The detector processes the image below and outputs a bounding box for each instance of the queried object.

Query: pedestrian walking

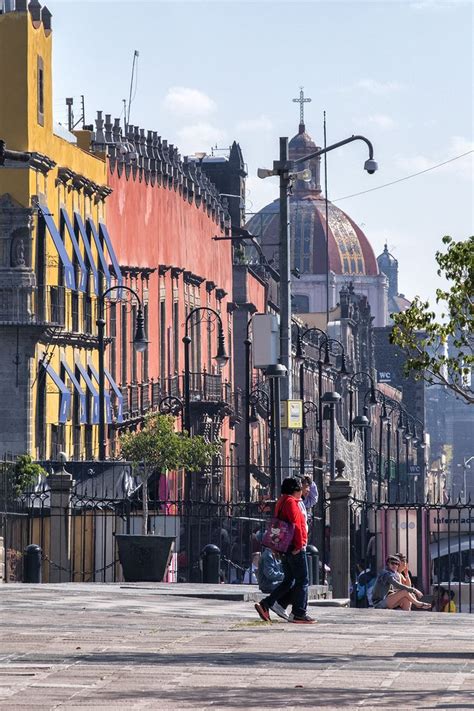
[254,477,316,624]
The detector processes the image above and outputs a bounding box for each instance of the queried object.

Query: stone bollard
[306,544,320,586]
[23,544,42,583]
[201,544,220,584]
[327,460,352,600]
[48,453,74,583]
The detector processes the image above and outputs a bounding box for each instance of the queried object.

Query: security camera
[364,158,378,174]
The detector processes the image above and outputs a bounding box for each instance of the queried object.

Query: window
[131,304,137,383]
[293,294,309,313]
[121,303,128,385]
[160,300,166,384]
[109,301,117,381]
[142,303,149,382]
[36,366,46,459]
[37,56,45,126]
[173,299,179,374]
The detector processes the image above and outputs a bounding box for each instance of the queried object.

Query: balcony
[0,285,66,327]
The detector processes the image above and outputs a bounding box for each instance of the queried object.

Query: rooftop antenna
[126,50,139,129]
[72,95,85,129]
[65,98,74,132]
[122,99,127,133]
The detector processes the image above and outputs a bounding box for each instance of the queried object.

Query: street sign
[378,370,392,383]
[281,400,303,429]
[408,464,421,476]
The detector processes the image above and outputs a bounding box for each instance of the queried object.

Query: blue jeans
[261,549,309,618]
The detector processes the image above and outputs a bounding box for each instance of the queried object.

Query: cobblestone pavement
[0,584,473,710]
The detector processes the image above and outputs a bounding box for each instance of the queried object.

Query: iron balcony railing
[0,285,66,327]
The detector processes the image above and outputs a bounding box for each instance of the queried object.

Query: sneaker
[288,613,317,624]
[270,602,290,621]
[254,602,271,622]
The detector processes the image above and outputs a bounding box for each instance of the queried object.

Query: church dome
[247,123,379,278]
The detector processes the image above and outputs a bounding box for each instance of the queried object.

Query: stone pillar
[327,461,352,599]
[48,456,74,583]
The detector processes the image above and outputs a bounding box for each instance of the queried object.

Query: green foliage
[8,455,48,496]
[391,236,474,404]
[120,413,219,480]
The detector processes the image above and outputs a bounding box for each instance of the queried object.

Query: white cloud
[162,87,216,119]
[176,122,227,156]
[367,114,397,130]
[236,115,273,133]
[355,78,406,95]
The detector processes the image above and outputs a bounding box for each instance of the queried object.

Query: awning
[41,359,71,424]
[74,211,99,295]
[61,358,87,424]
[38,202,75,290]
[88,361,112,424]
[99,222,123,289]
[86,217,111,290]
[75,360,99,424]
[59,207,88,292]
[105,367,123,423]
[430,535,474,559]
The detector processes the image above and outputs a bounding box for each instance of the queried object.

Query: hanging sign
[281,400,303,429]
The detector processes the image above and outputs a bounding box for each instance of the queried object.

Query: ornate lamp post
[97,285,147,460]
[348,371,377,441]
[182,306,228,437]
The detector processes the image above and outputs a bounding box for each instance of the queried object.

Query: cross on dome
[292,87,312,128]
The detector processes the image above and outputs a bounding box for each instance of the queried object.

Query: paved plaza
[0,583,473,710]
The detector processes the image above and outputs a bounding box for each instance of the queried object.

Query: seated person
[442,589,457,613]
[372,555,431,611]
[258,546,293,620]
[243,553,260,584]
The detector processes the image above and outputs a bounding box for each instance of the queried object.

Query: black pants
[261,549,309,618]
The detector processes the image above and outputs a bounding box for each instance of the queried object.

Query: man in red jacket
[255,477,316,624]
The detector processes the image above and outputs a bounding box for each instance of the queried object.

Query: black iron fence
[350,498,474,613]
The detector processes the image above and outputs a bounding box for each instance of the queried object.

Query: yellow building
[0,1,122,459]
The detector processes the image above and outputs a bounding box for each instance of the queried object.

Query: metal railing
[0,285,66,326]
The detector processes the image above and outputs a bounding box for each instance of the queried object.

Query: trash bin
[306,544,320,586]
[201,544,220,584]
[23,544,42,584]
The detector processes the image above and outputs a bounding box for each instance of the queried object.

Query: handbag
[262,516,295,553]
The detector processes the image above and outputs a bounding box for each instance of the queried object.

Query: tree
[391,235,474,404]
[120,414,219,534]
[8,455,47,497]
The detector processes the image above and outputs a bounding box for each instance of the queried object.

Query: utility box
[252,314,279,368]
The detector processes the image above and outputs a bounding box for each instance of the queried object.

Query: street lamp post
[321,391,341,480]
[348,372,376,441]
[97,285,147,461]
[258,133,378,476]
[182,306,228,436]
[292,322,327,477]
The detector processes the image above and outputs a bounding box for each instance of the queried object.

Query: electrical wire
[332,149,473,202]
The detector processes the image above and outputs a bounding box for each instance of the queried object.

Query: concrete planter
[116,534,175,582]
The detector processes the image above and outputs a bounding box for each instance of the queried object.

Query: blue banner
[60,208,88,292]
[75,360,100,424]
[86,217,111,290]
[61,359,87,424]
[74,212,99,295]
[41,360,71,424]
[39,203,75,290]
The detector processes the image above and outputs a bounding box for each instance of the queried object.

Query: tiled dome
[247,124,379,277]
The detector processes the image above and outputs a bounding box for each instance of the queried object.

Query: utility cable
[332,149,473,202]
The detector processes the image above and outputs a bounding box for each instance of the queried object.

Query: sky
[48,0,473,306]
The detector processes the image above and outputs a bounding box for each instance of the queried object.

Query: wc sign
[378,371,392,383]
